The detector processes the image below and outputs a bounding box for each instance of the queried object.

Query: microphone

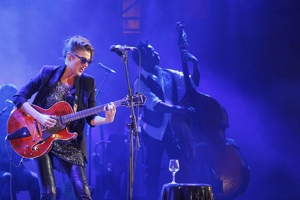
[98,63,116,74]
[110,45,136,52]
[0,99,14,116]
[5,99,14,105]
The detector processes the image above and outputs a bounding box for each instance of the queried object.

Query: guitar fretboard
[61,100,123,124]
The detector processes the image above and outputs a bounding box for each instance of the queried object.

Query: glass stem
[172,172,175,183]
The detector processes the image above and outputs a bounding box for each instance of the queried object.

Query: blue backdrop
[0,0,299,199]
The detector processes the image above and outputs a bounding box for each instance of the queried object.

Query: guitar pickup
[6,127,31,141]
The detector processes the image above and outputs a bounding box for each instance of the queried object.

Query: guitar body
[6,93,146,159]
[7,101,78,158]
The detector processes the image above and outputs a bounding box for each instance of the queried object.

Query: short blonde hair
[62,35,94,61]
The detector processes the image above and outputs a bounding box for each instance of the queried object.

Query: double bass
[171,22,250,200]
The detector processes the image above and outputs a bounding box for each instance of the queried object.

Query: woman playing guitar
[10,35,116,200]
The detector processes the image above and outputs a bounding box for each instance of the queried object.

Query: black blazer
[13,65,97,162]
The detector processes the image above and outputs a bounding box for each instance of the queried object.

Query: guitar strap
[74,75,80,113]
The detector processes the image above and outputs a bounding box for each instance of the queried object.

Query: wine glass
[169,159,179,184]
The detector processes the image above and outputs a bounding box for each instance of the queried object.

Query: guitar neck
[61,100,122,124]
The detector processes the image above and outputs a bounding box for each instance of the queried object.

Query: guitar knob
[26,145,29,148]
[30,153,33,156]
[32,139,35,142]
[36,148,39,151]
[24,152,26,155]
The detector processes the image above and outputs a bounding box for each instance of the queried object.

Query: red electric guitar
[6,93,146,159]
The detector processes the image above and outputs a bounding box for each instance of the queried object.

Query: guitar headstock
[121,93,147,107]
[176,22,188,50]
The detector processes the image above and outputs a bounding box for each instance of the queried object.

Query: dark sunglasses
[72,53,92,65]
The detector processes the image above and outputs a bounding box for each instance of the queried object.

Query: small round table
[160,183,214,200]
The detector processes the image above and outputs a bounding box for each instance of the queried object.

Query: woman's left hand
[104,102,116,123]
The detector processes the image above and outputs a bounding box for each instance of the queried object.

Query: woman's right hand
[36,114,57,128]
[20,102,57,128]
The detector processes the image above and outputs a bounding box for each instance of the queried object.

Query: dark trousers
[142,124,181,200]
[33,154,91,200]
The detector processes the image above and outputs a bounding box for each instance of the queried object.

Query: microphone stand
[86,70,111,187]
[0,100,14,116]
[120,50,140,200]
[0,106,9,116]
